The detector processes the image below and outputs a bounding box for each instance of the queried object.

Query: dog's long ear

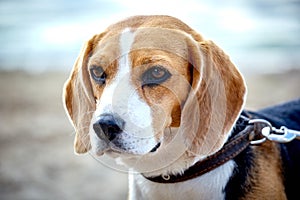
[182,39,246,156]
[63,34,104,154]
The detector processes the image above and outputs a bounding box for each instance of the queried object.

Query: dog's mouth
[103,141,161,157]
[97,137,162,156]
[150,142,161,153]
[111,141,161,154]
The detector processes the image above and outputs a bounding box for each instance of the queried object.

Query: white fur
[129,160,235,200]
[89,28,157,155]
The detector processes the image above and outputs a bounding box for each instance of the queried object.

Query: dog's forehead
[89,27,190,68]
[132,28,189,57]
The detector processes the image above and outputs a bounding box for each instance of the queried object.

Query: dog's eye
[90,66,106,85]
[142,66,171,86]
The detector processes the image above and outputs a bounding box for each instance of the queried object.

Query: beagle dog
[63,15,300,199]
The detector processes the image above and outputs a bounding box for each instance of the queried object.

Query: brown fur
[63,34,104,153]
[181,39,246,156]
[242,142,286,199]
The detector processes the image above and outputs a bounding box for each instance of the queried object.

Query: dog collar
[142,114,263,184]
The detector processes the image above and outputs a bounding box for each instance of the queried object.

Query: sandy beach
[0,69,299,200]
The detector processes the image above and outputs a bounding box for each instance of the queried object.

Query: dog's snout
[93,114,125,141]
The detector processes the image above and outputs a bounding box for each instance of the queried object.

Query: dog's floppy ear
[63,34,104,154]
[182,39,246,156]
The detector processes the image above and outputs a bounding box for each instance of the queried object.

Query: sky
[0,0,299,73]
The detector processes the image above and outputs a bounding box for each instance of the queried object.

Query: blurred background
[0,0,299,199]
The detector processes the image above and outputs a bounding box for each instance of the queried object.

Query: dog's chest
[130,160,235,200]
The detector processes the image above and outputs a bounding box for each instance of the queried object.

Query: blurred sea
[0,0,299,74]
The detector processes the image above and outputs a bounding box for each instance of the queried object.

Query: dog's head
[63,15,246,171]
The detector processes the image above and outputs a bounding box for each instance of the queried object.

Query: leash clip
[267,126,300,143]
[249,119,300,144]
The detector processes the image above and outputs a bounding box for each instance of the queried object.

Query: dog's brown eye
[142,66,171,86]
[90,66,106,85]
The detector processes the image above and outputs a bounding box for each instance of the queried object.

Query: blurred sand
[0,69,299,200]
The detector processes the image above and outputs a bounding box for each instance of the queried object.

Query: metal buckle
[248,119,270,145]
[249,119,300,144]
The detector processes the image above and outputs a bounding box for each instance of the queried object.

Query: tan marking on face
[88,33,121,100]
[130,48,191,141]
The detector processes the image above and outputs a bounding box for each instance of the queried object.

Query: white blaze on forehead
[120,28,135,58]
[118,28,152,129]
[92,28,154,141]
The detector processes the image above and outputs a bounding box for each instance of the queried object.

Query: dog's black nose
[93,114,125,141]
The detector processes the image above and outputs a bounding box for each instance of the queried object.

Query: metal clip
[248,119,270,145]
[249,119,300,144]
[267,126,300,143]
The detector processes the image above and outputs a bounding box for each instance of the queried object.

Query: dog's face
[63,15,246,171]
[89,28,192,156]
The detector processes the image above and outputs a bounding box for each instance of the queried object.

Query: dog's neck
[141,113,249,179]
[129,117,250,199]
[128,115,250,199]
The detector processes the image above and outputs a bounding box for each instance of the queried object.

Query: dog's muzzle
[92,113,160,154]
[93,114,125,142]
